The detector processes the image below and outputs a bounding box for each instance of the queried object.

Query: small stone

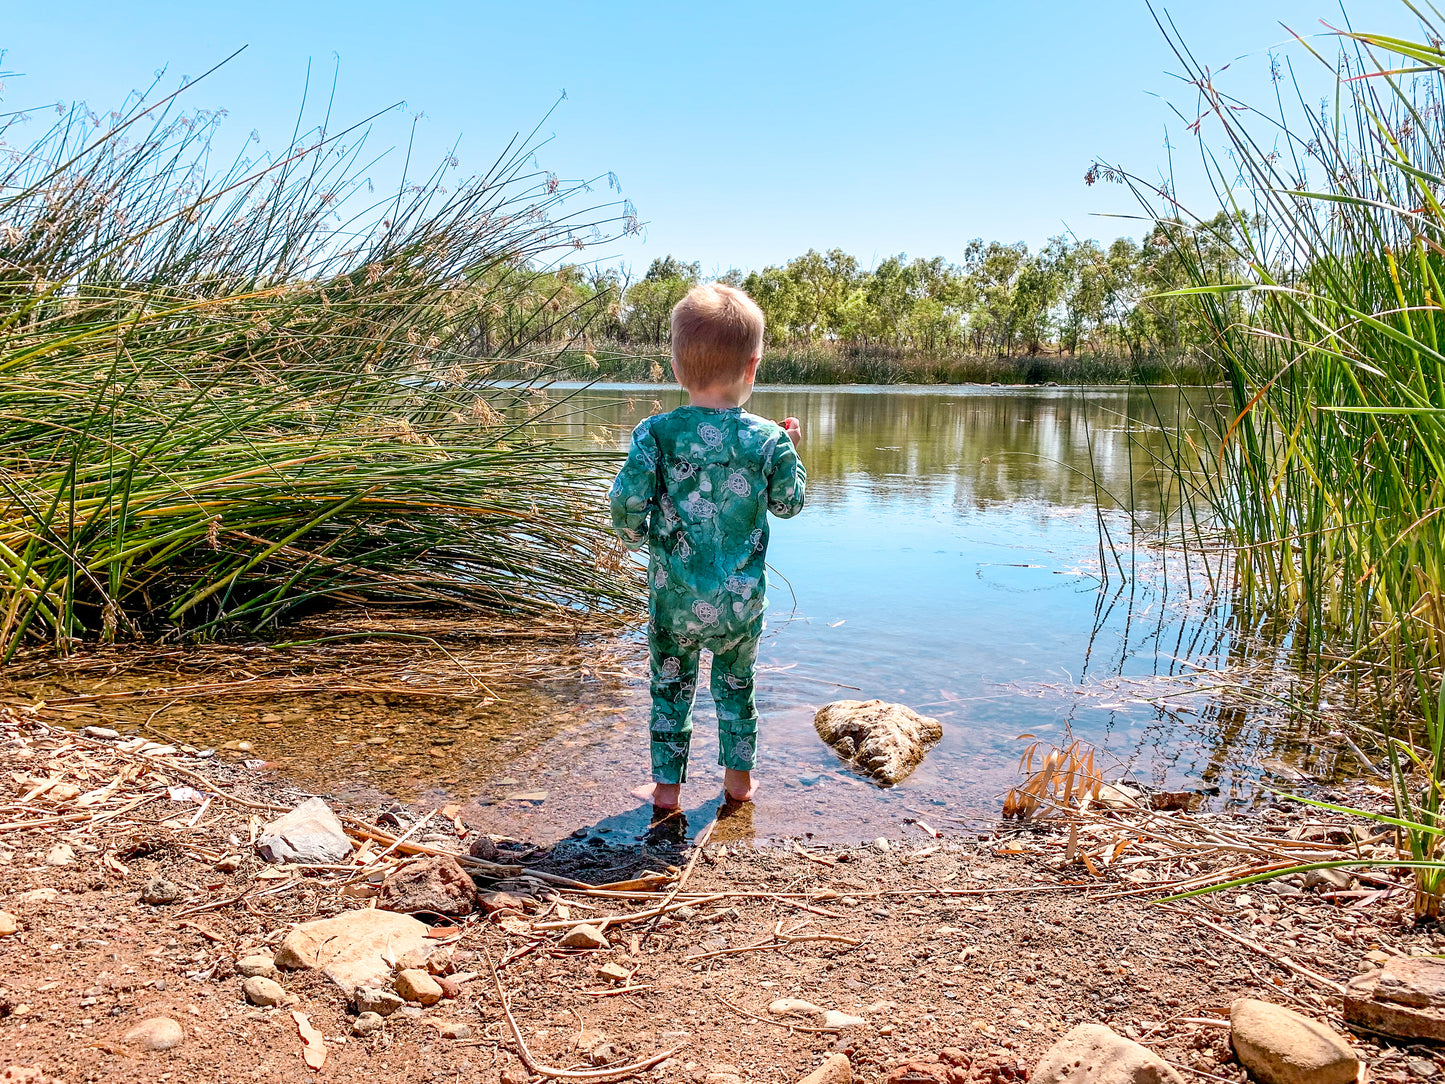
[353,986,405,1017]
[559,923,609,949]
[255,797,352,864]
[352,1011,384,1036]
[11,889,56,907]
[235,955,276,978]
[45,843,74,867]
[797,1053,854,1084]
[468,835,500,861]
[395,968,443,1005]
[241,976,288,1007]
[769,998,827,1020]
[436,1021,472,1039]
[437,976,461,999]
[0,911,17,936]
[259,713,283,724]
[139,877,180,905]
[1303,868,1355,892]
[1230,999,1358,1084]
[81,726,120,740]
[214,855,241,873]
[378,855,477,918]
[823,1010,867,1030]
[707,1068,745,1084]
[479,891,528,914]
[596,963,631,985]
[1032,1023,1184,1084]
[222,740,254,752]
[873,838,890,853]
[48,784,80,802]
[501,1069,528,1084]
[124,1016,184,1051]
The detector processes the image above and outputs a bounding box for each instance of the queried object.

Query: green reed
[1101,5,1445,915]
[0,68,642,659]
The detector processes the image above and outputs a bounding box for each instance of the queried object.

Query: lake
[455,382,1336,846]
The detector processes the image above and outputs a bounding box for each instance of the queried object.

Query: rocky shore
[0,706,1438,1084]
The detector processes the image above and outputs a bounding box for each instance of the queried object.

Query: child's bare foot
[632,782,681,810]
[723,768,756,803]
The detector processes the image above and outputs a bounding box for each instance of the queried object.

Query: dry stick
[580,984,656,998]
[530,894,732,933]
[482,943,684,1080]
[715,996,837,1035]
[1191,915,1345,995]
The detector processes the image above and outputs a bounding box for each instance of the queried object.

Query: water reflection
[447,382,1352,844]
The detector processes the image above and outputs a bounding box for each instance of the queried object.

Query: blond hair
[669,284,764,388]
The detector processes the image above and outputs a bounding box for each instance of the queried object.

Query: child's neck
[686,384,750,410]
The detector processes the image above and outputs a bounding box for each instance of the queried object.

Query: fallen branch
[483,943,684,1080]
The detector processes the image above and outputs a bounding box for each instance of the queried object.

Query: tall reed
[0,67,641,658]
[1101,6,1445,914]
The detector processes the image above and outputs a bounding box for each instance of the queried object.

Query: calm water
[443,383,1338,845]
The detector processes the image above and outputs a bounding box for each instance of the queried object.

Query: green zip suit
[609,406,806,784]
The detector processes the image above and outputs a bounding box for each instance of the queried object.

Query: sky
[0,0,1416,276]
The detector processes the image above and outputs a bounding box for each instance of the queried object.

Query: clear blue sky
[0,0,1411,276]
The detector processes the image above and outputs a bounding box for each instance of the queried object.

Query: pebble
[354,986,405,1017]
[435,1021,472,1040]
[873,837,890,853]
[352,1011,384,1036]
[0,912,16,936]
[124,1017,184,1051]
[797,1053,854,1084]
[214,855,241,873]
[235,955,276,978]
[559,923,609,950]
[241,976,288,1007]
[44,844,74,867]
[81,726,120,740]
[395,968,443,1005]
[139,877,181,905]
[49,784,81,802]
[437,976,461,999]
[11,889,56,907]
[596,963,631,985]
[840,897,860,908]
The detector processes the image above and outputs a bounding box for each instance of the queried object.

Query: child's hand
[780,417,802,445]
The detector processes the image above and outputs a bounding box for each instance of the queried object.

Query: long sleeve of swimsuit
[766,432,806,519]
[608,417,660,551]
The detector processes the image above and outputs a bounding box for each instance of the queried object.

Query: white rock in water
[813,699,943,786]
[255,797,352,865]
[1032,1023,1184,1084]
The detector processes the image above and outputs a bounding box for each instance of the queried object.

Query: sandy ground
[0,705,1437,1084]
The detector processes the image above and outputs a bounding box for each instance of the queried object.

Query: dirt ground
[0,708,1437,1084]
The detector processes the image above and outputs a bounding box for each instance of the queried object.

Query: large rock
[274,908,431,994]
[378,855,477,918]
[1345,957,1445,1042]
[813,700,942,786]
[1230,999,1359,1084]
[1032,1023,1184,1084]
[256,798,352,864]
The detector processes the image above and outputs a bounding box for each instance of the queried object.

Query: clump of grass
[0,65,641,659]
[1101,5,1445,915]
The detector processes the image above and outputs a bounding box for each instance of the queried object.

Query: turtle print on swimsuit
[609,405,806,784]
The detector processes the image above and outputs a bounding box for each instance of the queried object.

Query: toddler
[609,283,805,810]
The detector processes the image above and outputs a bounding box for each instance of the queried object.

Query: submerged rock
[1230,998,1359,1084]
[813,700,942,785]
[1032,1023,1184,1084]
[255,797,352,865]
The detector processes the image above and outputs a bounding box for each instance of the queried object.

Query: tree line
[461,214,1243,362]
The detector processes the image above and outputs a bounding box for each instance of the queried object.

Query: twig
[715,996,836,1034]
[1191,915,1345,994]
[482,943,684,1079]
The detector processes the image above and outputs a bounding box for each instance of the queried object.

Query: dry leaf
[291,1009,326,1070]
